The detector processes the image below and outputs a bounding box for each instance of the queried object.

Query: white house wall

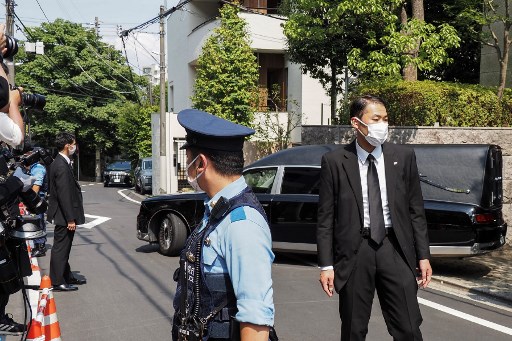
[167,0,330,144]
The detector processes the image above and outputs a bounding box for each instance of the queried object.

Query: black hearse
[136,144,507,257]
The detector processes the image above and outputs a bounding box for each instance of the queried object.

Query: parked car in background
[103,160,133,187]
[134,157,153,194]
[136,144,507,257]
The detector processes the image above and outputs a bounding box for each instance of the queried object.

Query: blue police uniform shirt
[29,163,47,195]
[198,176,275,327]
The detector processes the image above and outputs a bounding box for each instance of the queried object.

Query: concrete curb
[431,276,512,306]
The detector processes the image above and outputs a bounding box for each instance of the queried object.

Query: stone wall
[302,125,512,244]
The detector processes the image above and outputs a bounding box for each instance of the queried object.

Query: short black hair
[55,132,75,151]
[349,95,387,119]
[189,147,244,177]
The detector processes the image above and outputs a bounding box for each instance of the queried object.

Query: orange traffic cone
[40,276,62,341]
[26,241,40,272]
[26,319,45,341]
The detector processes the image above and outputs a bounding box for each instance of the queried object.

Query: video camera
[0,144,53,238]
[0,144,53,295]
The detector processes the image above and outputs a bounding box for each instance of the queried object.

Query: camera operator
[0,23,24,148]
[0,23,34,336]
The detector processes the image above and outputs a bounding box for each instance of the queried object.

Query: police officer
[172,109,276,341]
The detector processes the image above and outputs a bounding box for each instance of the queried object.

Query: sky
[2,0,181,74]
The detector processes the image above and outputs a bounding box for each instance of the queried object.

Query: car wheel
[158,213,187,256]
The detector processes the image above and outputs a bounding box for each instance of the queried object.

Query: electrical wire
[21,2,137,95]
[130,32,159,63]
[120,0,194,37]
[33,0,50,23]
[121,35,141,104]
[75,61,135,94]
[13,12,100,98]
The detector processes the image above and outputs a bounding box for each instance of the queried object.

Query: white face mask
[186,155,204,192]
[68,145,76,155]
[355,117,388,147]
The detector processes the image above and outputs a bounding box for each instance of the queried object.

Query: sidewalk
[430,244,512,304]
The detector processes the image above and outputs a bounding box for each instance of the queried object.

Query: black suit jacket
[317,141,430,291]
[47,154,85,226]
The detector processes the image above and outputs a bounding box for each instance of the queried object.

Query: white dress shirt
[320,142,392,271]
[355,141,392,228]
[0,112,23,147]
[59,152,71,164]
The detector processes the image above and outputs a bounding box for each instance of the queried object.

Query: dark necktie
[367,154,385,244]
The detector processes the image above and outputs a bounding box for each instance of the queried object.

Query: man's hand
[417,259,432,289]
[319,269,335,297]
[67,221,76,231]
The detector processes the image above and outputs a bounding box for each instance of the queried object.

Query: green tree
[16,19,146,177]
[117,103,155,161]
[421,0,482,83]
[191,1,259,127]
[283,0,459,121]
[458,0,512,99]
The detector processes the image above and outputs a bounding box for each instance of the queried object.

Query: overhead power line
[120,0,194,37]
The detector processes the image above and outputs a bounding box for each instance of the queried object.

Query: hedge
[352,80,512,127]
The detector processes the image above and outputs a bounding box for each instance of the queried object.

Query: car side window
[243,168,277,194]
[281,167,321,195]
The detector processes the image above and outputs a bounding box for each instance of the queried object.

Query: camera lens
[21,93,46,110]
[3,35,18,59]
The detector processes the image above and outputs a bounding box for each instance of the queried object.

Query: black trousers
[339,234,423,341]
[49,225,75,286]
[0,293,8,316]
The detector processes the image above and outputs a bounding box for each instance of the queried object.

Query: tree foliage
[254,84,302,154]
[117,103,155,161]
[457,0,512,98]
[16,19,146,157]
[282,0,459,120]
[421,0,482,83]
[354,79,512,127]
[191,1,259,127]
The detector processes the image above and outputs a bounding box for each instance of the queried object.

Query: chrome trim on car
[429,238,505,257]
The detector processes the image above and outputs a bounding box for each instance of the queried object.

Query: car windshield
[107,161,131,170]
[143,160,152,169]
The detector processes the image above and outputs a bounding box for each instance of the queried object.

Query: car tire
[159,213,187,256]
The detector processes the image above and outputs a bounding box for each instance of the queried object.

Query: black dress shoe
[67,277,86,285]
[53,284,78,292]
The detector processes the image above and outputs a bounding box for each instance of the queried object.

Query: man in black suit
[48,132,86,291]
[317,95,432,340]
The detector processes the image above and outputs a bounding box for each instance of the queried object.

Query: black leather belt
[361,227,394,239]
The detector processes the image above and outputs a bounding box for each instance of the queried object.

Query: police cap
[177,109,255,152]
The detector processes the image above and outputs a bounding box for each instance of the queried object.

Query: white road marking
[418,297,512,335]
[78,214,111,229]
[118,189,142,205]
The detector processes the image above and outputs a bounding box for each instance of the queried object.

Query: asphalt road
[6,182,512,340]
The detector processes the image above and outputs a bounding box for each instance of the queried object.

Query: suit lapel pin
[393,161,398,166]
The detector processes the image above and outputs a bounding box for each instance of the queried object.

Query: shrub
[353,79,512,127]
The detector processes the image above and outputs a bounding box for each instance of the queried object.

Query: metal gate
[175,139,190,191]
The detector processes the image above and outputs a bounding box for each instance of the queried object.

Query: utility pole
[159,5,167,194]
[95,16,99,37]
[5,0,15,84]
